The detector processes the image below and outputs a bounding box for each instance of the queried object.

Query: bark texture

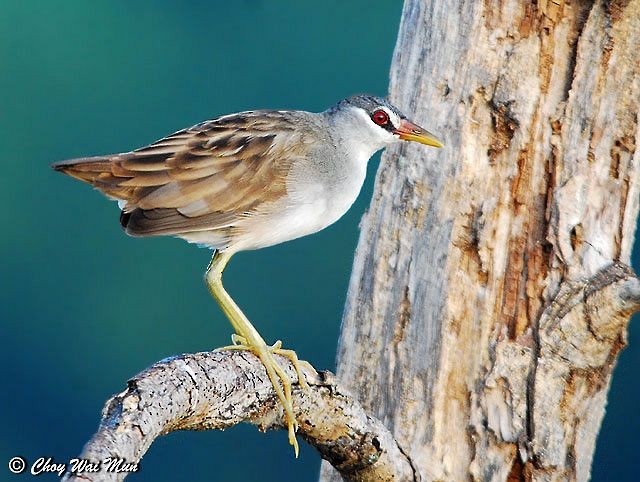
[321,1,640,481]
[62,351,414,482]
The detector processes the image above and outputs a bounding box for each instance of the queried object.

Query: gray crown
[335,94,406,119]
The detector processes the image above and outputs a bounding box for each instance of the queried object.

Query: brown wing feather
[52,111,310,237]
[119,208,237,237]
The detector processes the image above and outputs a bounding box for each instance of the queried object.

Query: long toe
[271,347,311,389]
[251,344,300,457]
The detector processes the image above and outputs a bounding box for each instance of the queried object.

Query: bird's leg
[207,255,313,388]
[204,251,301,456]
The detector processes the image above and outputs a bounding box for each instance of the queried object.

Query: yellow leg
[205,251,304,456]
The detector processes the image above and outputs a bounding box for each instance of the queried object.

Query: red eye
[372,109,389,126]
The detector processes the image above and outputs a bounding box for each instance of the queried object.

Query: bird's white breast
[231,144,371,252]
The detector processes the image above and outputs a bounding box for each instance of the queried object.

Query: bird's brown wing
[53,111,311,237]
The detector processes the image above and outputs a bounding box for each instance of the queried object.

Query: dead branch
[62,351,416,482]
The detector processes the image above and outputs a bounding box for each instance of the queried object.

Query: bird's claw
[219,337,311,389]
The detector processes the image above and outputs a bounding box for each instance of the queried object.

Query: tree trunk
[320,1,640,481]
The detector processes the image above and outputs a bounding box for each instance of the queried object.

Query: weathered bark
[321,1,640,481]
[62,351,414,482]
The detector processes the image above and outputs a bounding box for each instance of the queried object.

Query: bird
[52,94,443,455]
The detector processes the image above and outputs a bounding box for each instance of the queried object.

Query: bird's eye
[372,109,389,126]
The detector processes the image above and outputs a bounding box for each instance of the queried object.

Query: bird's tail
[51,155,138,203]
[51,156,114,184]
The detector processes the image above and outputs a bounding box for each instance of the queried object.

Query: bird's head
[328,94,443,151]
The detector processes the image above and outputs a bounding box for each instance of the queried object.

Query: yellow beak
[394,119,444,148]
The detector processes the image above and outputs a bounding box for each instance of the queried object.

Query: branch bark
[321,0,640,481]
[62,351,414,482]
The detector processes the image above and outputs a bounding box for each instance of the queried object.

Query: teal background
[1,1,637,481]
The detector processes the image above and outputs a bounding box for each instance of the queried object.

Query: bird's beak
[394,119,444,148]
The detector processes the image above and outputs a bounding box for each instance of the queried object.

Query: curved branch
[62,351,416,482]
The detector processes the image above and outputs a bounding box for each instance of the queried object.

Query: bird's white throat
[328,105,398,159]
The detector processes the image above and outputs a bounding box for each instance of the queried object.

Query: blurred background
[1,1,637,481]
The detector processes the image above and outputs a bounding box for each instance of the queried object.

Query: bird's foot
[223,335,314,388]
[217,335,314,456]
